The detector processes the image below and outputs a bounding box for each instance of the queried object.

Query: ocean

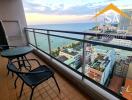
[29,23,95,32]
[28,23,96,53]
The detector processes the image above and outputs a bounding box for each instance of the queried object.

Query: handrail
[25,27,132,51]
[25,27,132,40]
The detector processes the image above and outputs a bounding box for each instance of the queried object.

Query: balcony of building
[23,27,132,100]
[0,53,90,100]
[0,0,132,100]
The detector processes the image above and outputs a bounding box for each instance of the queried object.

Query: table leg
[21,56,28,70]
[21,56,26,67]
[17,57,22,71]
[24,55,31,70]
[17,56,32,71]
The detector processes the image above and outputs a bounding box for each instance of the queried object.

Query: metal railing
[25,27,132,100]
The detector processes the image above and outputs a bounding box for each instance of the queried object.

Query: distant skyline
[22,0,132,25]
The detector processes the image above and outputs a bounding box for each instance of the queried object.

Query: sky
[22,0,132,25]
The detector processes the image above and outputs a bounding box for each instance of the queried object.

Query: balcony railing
[25,27,132,100]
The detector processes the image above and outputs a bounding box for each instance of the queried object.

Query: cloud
[23,1,105,15]
[25,13,93,25]
[58,4,97,15]
[23,0,132,16]
[105,0,116,1]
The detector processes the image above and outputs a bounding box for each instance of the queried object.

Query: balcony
[0,53,90,100]
[0,1,132,99]
[1,25,132,99]
[23,27,132,100]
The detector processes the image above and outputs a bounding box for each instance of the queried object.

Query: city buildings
[119,9,132,32]
[59,48,81,69]
[109,38,132,47]
[85,46,116,85]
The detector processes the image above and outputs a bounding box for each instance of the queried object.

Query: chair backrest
[7,59,53,77]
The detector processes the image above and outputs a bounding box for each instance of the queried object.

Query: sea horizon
[28,22,97,52]
[28,22,96,32]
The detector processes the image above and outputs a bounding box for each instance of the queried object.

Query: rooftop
[57,55,68,62]
[62,49,78,56]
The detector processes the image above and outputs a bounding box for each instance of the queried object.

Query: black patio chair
[7,59,60,100]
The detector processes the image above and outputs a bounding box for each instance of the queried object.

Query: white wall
[0,0,27,45]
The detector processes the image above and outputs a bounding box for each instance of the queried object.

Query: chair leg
[7,59,13,77]
[30,87,35,100]
[52,76,60,93]
[14,76,18,88]
[19,81,24,97]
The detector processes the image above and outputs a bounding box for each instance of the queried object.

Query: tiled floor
[0,53,90,100]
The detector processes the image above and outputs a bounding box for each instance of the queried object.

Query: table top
[1,46,33,58]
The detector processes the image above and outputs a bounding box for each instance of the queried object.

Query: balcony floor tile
[0,53,90,100]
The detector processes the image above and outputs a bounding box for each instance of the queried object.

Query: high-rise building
[119,9,132,34]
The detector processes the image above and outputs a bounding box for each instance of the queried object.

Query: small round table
[1,46,33,58]
[1,46,33,73]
